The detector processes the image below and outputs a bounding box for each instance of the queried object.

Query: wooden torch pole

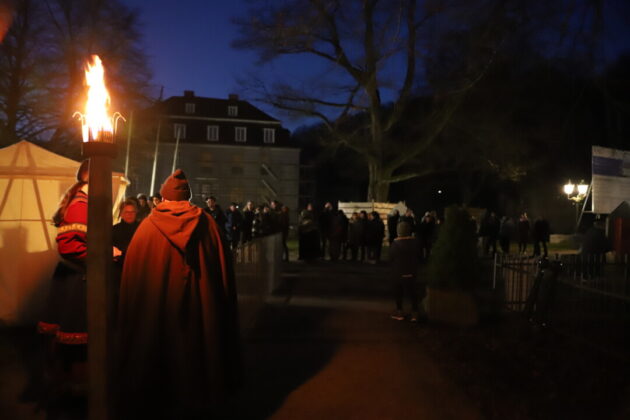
[83,140,116,420]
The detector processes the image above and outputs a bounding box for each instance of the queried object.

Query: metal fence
[234,233,283,332]
[493,253,630,359]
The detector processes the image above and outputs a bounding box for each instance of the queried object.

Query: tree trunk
[367,163,391,202]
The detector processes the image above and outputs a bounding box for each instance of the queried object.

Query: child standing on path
[389,222,421,322]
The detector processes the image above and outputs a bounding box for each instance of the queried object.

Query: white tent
[0,140,128,326]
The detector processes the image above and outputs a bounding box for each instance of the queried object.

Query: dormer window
[228,105,238,117]
[185,103,195,114]
[263,128,275,144]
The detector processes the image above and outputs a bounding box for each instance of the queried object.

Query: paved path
[227,260,481,419]
[0,260,481,419]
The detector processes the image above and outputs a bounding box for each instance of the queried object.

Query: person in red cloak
[116,169,240,418]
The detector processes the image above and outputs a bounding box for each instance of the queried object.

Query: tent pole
[171,126,181,173]
[149,120,161,195]
[124,111,134,178]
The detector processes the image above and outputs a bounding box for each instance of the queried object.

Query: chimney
[228,93,239,101]
[184,90,195,98]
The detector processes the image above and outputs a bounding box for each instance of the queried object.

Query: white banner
[592,145,630,214]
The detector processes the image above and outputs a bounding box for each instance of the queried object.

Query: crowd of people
[297,203,441,263]
[477,211,551,257]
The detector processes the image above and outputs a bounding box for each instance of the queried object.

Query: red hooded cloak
[116,200,240,416]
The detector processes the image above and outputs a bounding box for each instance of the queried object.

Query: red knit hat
[160,169,191,201]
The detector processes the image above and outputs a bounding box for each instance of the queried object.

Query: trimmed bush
[427,206,479,290]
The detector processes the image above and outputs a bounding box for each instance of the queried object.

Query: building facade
[148,91,299,217]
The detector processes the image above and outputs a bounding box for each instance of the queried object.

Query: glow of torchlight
[74,55,124,142]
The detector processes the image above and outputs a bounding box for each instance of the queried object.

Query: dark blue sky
[123,0,630,131]
[123,1,256,100]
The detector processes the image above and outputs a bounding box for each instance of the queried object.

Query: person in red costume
[37,159,120,396]
[38,159,90,346]
[116,169,240,418]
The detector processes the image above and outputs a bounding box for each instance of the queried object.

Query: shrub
[427,206,479,290]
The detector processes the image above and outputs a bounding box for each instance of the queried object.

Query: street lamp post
[75,55,123,420]
[563,179,589,230]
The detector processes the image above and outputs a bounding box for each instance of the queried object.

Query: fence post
[492,252,498,289]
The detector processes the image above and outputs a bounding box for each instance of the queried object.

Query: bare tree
[233,0,508,201]
[0,0,52,145]
[0,0,152,150]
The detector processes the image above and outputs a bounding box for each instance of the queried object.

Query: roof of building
[161,91,279,122]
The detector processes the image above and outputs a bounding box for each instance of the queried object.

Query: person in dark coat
[280,205,291,261]
[225,203,243,249]
[113,200,140,260]
[242,201,255,243]
[417,212,436,260]
[204,195,227,235]
[251,206,264,239]
[482,211,500,256]
[269,200,282,234]
[260,205,274,236]
[499,216,515,254]
[358,210,369,261]
[387,209,400,244]
[150,192,162,208]
[116,169,240,418]
[365,211,385,263]
[345,212,363,261]
[517,212,530,254]
[298,203,320,260]
[399,209,416,232]
[113,199,140,310]
[389,222,421,322]
[136,194,151,221]
[532,216,551,257]
[328,209,347,261]
[319,202,333,258]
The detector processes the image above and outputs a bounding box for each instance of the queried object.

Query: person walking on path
[116,169,240,418]
[518,213,530,254]
[532,216,550,257]
[389,222,421,322]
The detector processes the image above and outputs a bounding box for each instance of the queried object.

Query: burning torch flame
[74,55,124,142]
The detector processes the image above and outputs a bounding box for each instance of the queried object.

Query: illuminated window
[263,128,275,144]
[207,125,219,141]
[235,127,247,143]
